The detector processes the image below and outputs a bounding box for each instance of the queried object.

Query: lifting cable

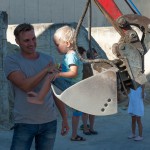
[74,0,116,68]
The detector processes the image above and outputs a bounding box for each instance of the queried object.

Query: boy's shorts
[53,78,83,117]
[73,110,83,116]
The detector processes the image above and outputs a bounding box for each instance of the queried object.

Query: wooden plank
[74,0,88,27]
[63,0,75,23]
[0,0,9,11]
[1,0,150,26]
[24,0,38,23]
[39,0,52,23]
[51,0,64,23]
[9,0,25,24]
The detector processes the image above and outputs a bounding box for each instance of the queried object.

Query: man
[4,23,69,150]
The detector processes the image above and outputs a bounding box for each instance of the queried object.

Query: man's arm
[8,67,48,92]
[53,94,69,136]
[27,73,56,104]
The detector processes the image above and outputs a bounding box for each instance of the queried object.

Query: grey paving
[0,105,150,150]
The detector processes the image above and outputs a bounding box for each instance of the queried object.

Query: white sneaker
[134,136,143,141]
[128,134,136,139]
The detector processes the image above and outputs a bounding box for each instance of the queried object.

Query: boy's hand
[56,63,62,71]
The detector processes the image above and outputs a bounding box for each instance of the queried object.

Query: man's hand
[61,118,69,136]
[46,62,60,74]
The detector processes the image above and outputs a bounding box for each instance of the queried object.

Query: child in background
[128,85,145,141]
[28,25,85,141]
[78,47,98,135]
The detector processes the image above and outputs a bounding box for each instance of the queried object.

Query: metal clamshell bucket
[51,68,118,116]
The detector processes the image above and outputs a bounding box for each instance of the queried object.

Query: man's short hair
[14,23,34,39]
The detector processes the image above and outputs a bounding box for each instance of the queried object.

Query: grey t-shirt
[4,52,57,124]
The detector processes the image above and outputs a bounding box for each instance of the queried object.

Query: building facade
[0,0,149,26]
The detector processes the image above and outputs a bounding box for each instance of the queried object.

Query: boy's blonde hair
[54,25,75,44]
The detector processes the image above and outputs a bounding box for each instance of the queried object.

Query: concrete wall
[0,11,9,128]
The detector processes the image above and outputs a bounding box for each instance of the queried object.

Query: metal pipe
[125,0,141,15]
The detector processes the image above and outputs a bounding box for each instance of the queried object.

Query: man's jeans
[10,120,57,150]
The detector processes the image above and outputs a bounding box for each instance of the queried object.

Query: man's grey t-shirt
[4,52,57,124]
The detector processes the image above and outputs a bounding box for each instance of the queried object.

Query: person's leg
[35,120,57,150]
[89,115,98,134]
[131,116,136,135]
[82,113,90,133]
[136,117,143,137]
[128,116,136,139]
[71,116,80,139]
[10,123,36,150]
[134,116,143,141]
[71,111,85,141]
[89,115,95,130]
